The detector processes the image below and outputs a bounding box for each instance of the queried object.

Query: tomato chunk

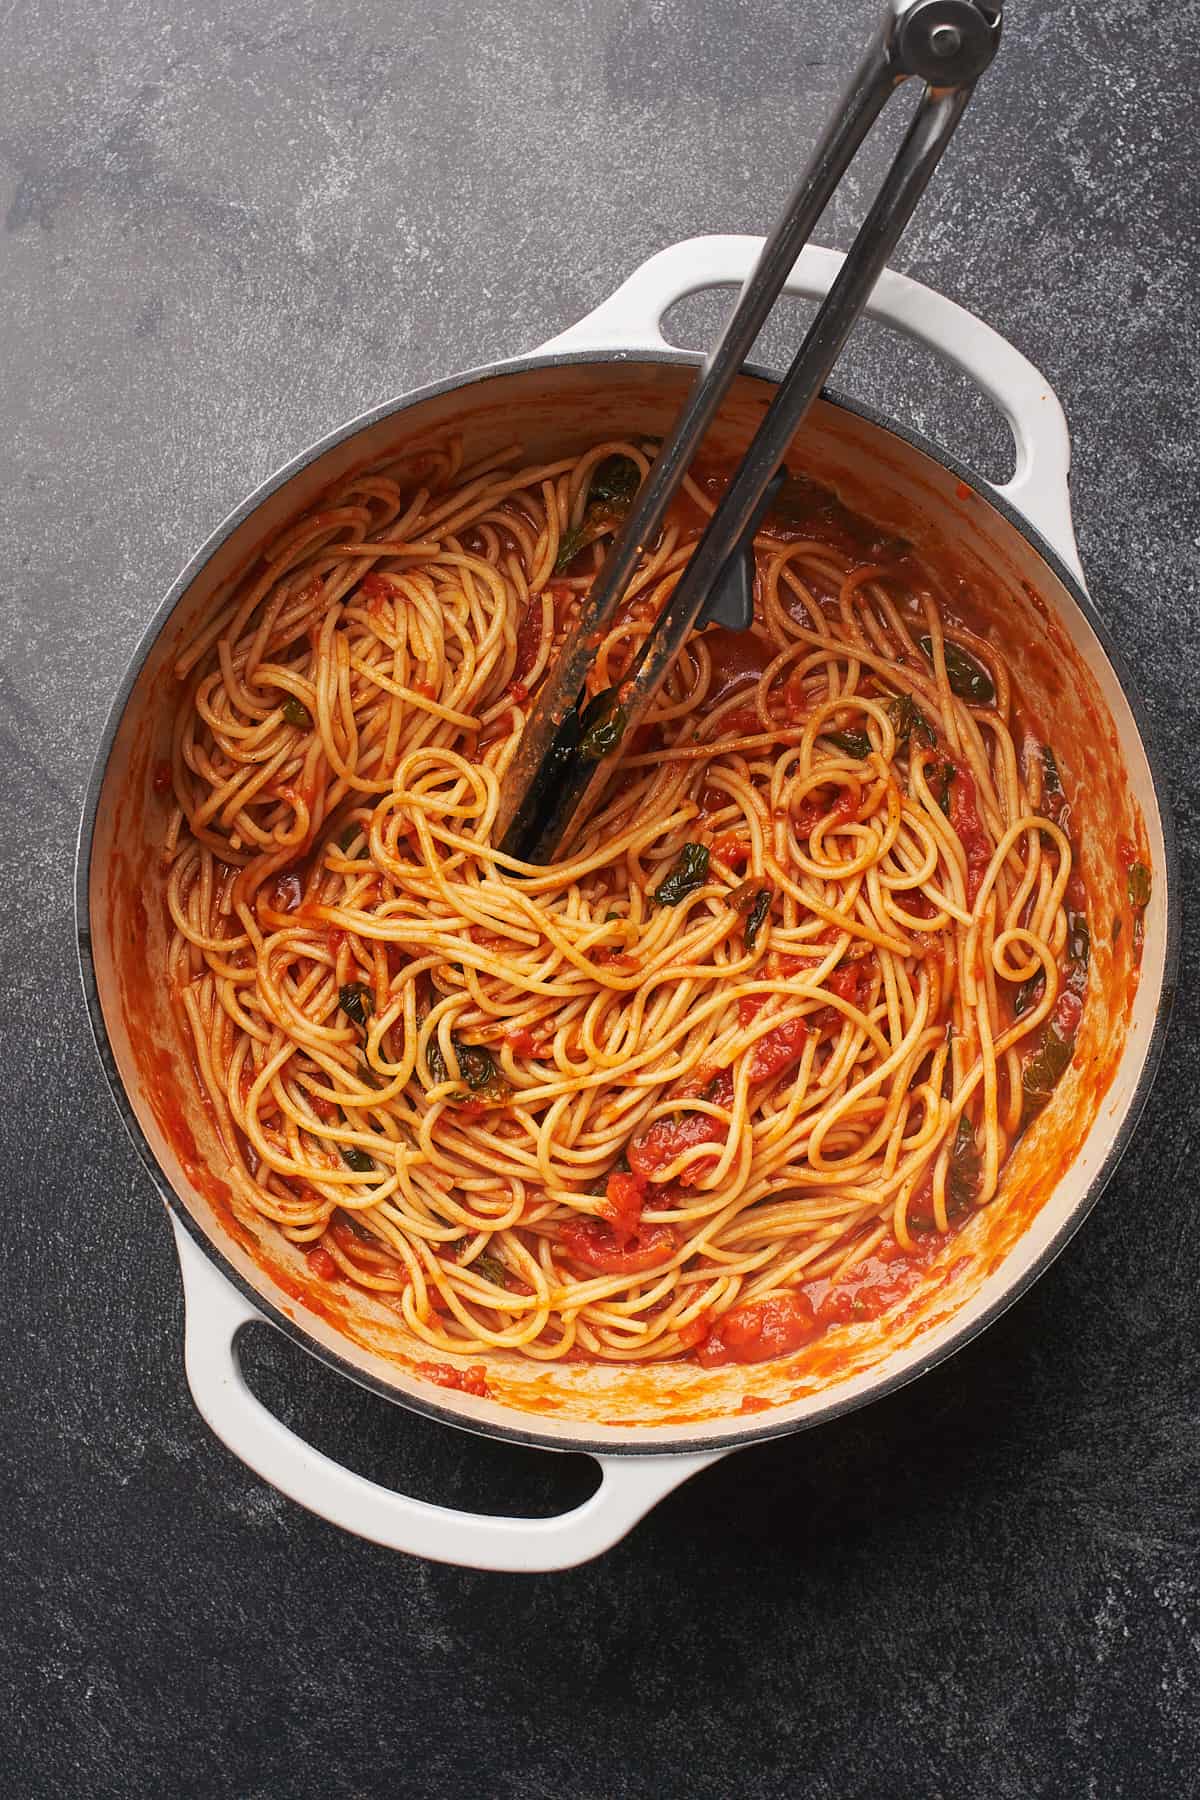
[628,1110,726,1183]
[600,1169,648,1243]
[747,1016,810,1083]
[794,787,857,836]
[306,1245,338,1281]
[696,1292,820,1366]
[711,831,751,869]
[417,1361,492,1398]
[558,1218,678,1274]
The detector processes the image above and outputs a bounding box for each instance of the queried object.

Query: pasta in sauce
[159,436,1103,1374]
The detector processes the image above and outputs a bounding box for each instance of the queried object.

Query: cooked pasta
[158,435,1090,1372]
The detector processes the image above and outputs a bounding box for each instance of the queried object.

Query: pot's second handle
[170,1218,720,1571]
[539,234,1083,584]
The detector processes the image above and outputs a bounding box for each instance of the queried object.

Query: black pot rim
[75,345,1182,1459]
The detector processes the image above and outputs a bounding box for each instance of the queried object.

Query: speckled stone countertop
[2,1,1197,1795]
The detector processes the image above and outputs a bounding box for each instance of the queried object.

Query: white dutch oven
[77,238,1178,1570]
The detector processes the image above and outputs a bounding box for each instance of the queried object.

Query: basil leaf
[457,1043,499,1092]
[589,454,640,506]
[357,1058,384,1091]
[919,634,995,705]
[933,761,956,815]
[554,524,586,572]
[339,982,373,1033]
[1127,862,1151,909]
[744,887,773,950]
[1042,744,1063,796]
[425,1036,448,1086]
[1012,974,1044,1018]
[553,458,641,572]
[824,728,872,760]
[653,842,710,906]
[1067,913,1090,970]
[946,1114,981,1215]
[887,692,936,749]
[341,1144,374,1173]
[579,699,627,761]
[338,823,361,852]
[282,695,310,727]
[1021,1024,1074,1115]
[471,1252,509,1288]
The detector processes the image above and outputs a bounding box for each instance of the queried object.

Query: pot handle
[169,1217,721,1571]
[538,234,1083,583]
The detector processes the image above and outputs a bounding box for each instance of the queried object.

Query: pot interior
[83,356,1171,1451]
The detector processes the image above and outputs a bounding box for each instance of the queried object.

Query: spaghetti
[160,436,1090,1369]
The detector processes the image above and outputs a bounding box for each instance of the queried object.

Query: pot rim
[75,345,1182,1456]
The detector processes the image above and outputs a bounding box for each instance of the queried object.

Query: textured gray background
[2,1,1198,1796]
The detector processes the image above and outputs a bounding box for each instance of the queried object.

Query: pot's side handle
[170,1217,720,1571]
[539,234,1084,584]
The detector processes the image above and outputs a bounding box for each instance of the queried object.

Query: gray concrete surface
[1,2,1197,1796]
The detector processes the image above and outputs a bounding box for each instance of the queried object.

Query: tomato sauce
[512,598,544,683]
[694,626,774,708]
[946,761,991,905]
[694,1229,949,1367]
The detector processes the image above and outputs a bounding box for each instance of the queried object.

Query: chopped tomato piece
[794,787,857,836]
[711,831,751,869]
[704,1069,735,1108]
[827,956,875,1006]
[747,1016,811,1083]
[417,1361,492,1398]
[558,1218,678,1274]
[738,992,768,1027]
[739,1395,771,1413]
[504,1026,536,1055]
[306,1245,338,1281]
[814,954,877,1030]
[600,1169,648,1243]
[675,1312,711,1350]
[697,1292,820,1366]
[627,1111,725,1183]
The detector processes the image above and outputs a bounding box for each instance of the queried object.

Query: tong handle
[498,0,1002,862]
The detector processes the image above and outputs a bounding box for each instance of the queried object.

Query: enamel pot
[77,238,1179,1570]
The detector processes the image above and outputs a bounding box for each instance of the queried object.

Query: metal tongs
[496,0,1002,864]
